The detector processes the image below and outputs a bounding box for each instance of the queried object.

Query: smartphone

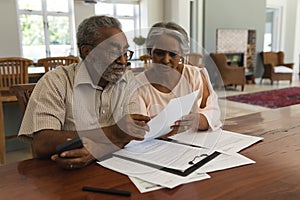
[56,137,83,155]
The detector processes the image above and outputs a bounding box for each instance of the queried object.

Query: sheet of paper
[98,156,210,189]
[114,139,210,172]
[196,151,255,173]
[128,177,163,193]
[126,90,200,147]
[98,130,260,192]
[129,170,211,193]
[128,152,254,193]
[146,89,200,139]
[170,129,263,153]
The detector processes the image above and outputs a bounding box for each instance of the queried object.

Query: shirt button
[102,110,106,114]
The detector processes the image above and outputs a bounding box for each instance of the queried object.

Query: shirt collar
[74,61,103,90]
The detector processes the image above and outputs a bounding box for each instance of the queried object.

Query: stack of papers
[98,130,262,192]
[97,91,263,193]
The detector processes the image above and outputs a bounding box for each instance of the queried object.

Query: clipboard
[113,151,221,177]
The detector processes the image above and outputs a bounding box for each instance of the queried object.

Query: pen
[82,186,131,197]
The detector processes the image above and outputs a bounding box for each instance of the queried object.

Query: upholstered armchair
[210,53,246,91]
[259,51,294,85]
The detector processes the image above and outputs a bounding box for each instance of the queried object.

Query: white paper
[126,90,200,147]
[129,170,211,193]
[170,129,263,153]
[114,139,209,172]
[128,177,164,193]
[98,130,258,192]
[146,89,200,139]
[196,151,255,173]
[98,156,210,189]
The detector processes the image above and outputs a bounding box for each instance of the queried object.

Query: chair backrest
[185,53,203,66]
[140,54,151,64]
[260,51,285,66]
[210,53,229,74]
[9,83,36,114]
[0,57,33,92]
[37,56,80,72]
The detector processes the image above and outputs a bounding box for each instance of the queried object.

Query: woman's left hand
[158,113,200,139]
[171,113,200,133]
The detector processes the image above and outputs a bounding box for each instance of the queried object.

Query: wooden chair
[139,54,151,64]
[9,83,36,158]
[259,51,294,85]
[0,57,33,164]
[185,53,204,67]
[9,84,36,114]
[210,53,246,91]
[37,56,80,72]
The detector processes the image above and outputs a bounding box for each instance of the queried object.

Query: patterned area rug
[225,87,300,108]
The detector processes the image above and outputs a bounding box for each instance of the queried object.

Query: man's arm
[32,129,78,158]
[32,114,150,159]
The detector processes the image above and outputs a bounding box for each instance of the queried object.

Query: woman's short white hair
[146,22,190,55]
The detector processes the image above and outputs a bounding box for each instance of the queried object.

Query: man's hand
[116,114,150,140]
[51,146,95,170]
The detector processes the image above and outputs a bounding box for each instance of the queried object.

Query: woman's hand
[164,113,209,139]
[171,113,201,133]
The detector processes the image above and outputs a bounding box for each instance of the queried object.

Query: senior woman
[136,22,222,135]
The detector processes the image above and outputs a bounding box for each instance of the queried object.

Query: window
[17,0,76,62]
[95,1,141,59]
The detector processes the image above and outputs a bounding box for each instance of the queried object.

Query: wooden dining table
[0,104,299,200]
[28,66,45,77]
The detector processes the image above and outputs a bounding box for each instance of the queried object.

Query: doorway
[264,8,281,52]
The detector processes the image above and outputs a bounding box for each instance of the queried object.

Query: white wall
[197,0,204,49]
[295,1,300,78]
[164,0,190,33]
[0,0,21,57]
[285,0,299,79]
[140,0,163,28]
[74,1,95,30]
[267,0,300,79]
[204,0,266,77]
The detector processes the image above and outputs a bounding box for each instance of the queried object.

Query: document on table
[98,150,253,190]
[98,129,260,192]
[128,152,254,193]
[170,129,263,153]
[126,90,200,147]
[128,169,211,193]
[98,156,210,189]
[115,139,210,172]
[196,151,254,173]
[128,177,163,193]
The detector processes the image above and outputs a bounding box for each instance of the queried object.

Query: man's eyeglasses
[83,43,134,60]
[152,49,180,58]
[120,50,134,60]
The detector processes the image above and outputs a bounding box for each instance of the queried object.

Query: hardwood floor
[3,78,300,165]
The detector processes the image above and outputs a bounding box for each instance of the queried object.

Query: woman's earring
[179,57,184,64]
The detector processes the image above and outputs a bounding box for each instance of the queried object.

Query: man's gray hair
[77,15,122,58]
